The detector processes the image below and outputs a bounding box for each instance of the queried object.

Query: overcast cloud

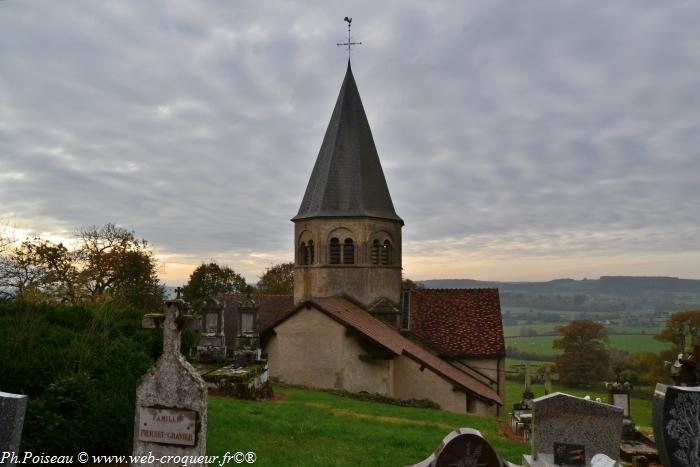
[1,1,699,284]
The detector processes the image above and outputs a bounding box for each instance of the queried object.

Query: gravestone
[0,391,28,466]
[196,297,226,363]
[234,294,260,366]
[605,381,632,418]
[132,300,207,467]
[652,383,700,467]
[408,427,509,467]
[523,392,623,467]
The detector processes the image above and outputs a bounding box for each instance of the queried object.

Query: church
[256,60,506,416]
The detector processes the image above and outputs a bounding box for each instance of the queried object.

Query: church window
[381,240,392,265]
[343,238,355,264]
[329,238,341,264]
[298,242,306,265]
[371,239,380,265]
[307,240,315,265]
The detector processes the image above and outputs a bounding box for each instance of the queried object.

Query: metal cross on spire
[337,17,362,60]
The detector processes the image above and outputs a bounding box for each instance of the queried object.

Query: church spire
[292,62,402,224]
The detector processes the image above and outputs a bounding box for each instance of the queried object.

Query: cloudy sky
[1,1,699,285]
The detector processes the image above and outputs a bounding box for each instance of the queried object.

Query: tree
[109,250,164,310]
[24,237,81,303]
[75,224,159,303]
[0,223,163,308]
[554,320,611,386]
[655,308,700,346]
[182,262,247,309]
[626,351,664,386]
[402,278,424,290]
[256,262,294,295]
[653,308,700,385]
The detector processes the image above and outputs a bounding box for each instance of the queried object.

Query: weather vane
[337,17,362,60]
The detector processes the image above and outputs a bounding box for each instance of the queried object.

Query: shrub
[0,300,194,454]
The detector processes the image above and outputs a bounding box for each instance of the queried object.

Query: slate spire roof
[292,61,403,224]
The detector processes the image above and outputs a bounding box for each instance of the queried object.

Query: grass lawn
[207,385,529,466]
[506,334,672,356]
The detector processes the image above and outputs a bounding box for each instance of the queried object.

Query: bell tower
[292,62,403,307]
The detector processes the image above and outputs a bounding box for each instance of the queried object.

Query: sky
[1,1,699,285]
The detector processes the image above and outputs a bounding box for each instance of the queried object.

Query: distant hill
[420,276,700,314]
[421,276,700,294]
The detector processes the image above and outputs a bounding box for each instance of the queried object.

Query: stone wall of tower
[293,217,402,306]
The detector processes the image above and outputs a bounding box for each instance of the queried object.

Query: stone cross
[142,299,199,355]
[524,364,532,392]
[544,365,552,395]
[0,391,28,467]
[134,300,207,467]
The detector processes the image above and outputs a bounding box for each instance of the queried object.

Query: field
[501,305,666,338]
[207,385,529,466]
[506,333,672,356]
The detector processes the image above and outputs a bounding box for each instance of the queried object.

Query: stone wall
[293,217,402,306]
[454,357,506,416]
[392,356,496,416]
[266,307,391,394]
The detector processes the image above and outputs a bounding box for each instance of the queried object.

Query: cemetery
[5,292,700,466]
[1,6,699,467]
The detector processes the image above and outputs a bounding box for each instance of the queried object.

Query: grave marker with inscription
[132,300,206,467]
[523,392,623,467]
[407,427,509,467]
[652,384,700,467]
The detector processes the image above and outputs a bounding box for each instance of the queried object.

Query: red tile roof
[221,294,294,350]
[408,288,505,358]
[264,297,502,405]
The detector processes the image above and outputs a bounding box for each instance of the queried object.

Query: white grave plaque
[138,407,196,446]
[612,393,629,416]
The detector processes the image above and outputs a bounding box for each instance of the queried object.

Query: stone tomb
[652,384,700,467]
[523,392,623,467]
[132,300,207,467]
[196,297,226,363]
[0,391,28,467]
[408,427,509,467]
